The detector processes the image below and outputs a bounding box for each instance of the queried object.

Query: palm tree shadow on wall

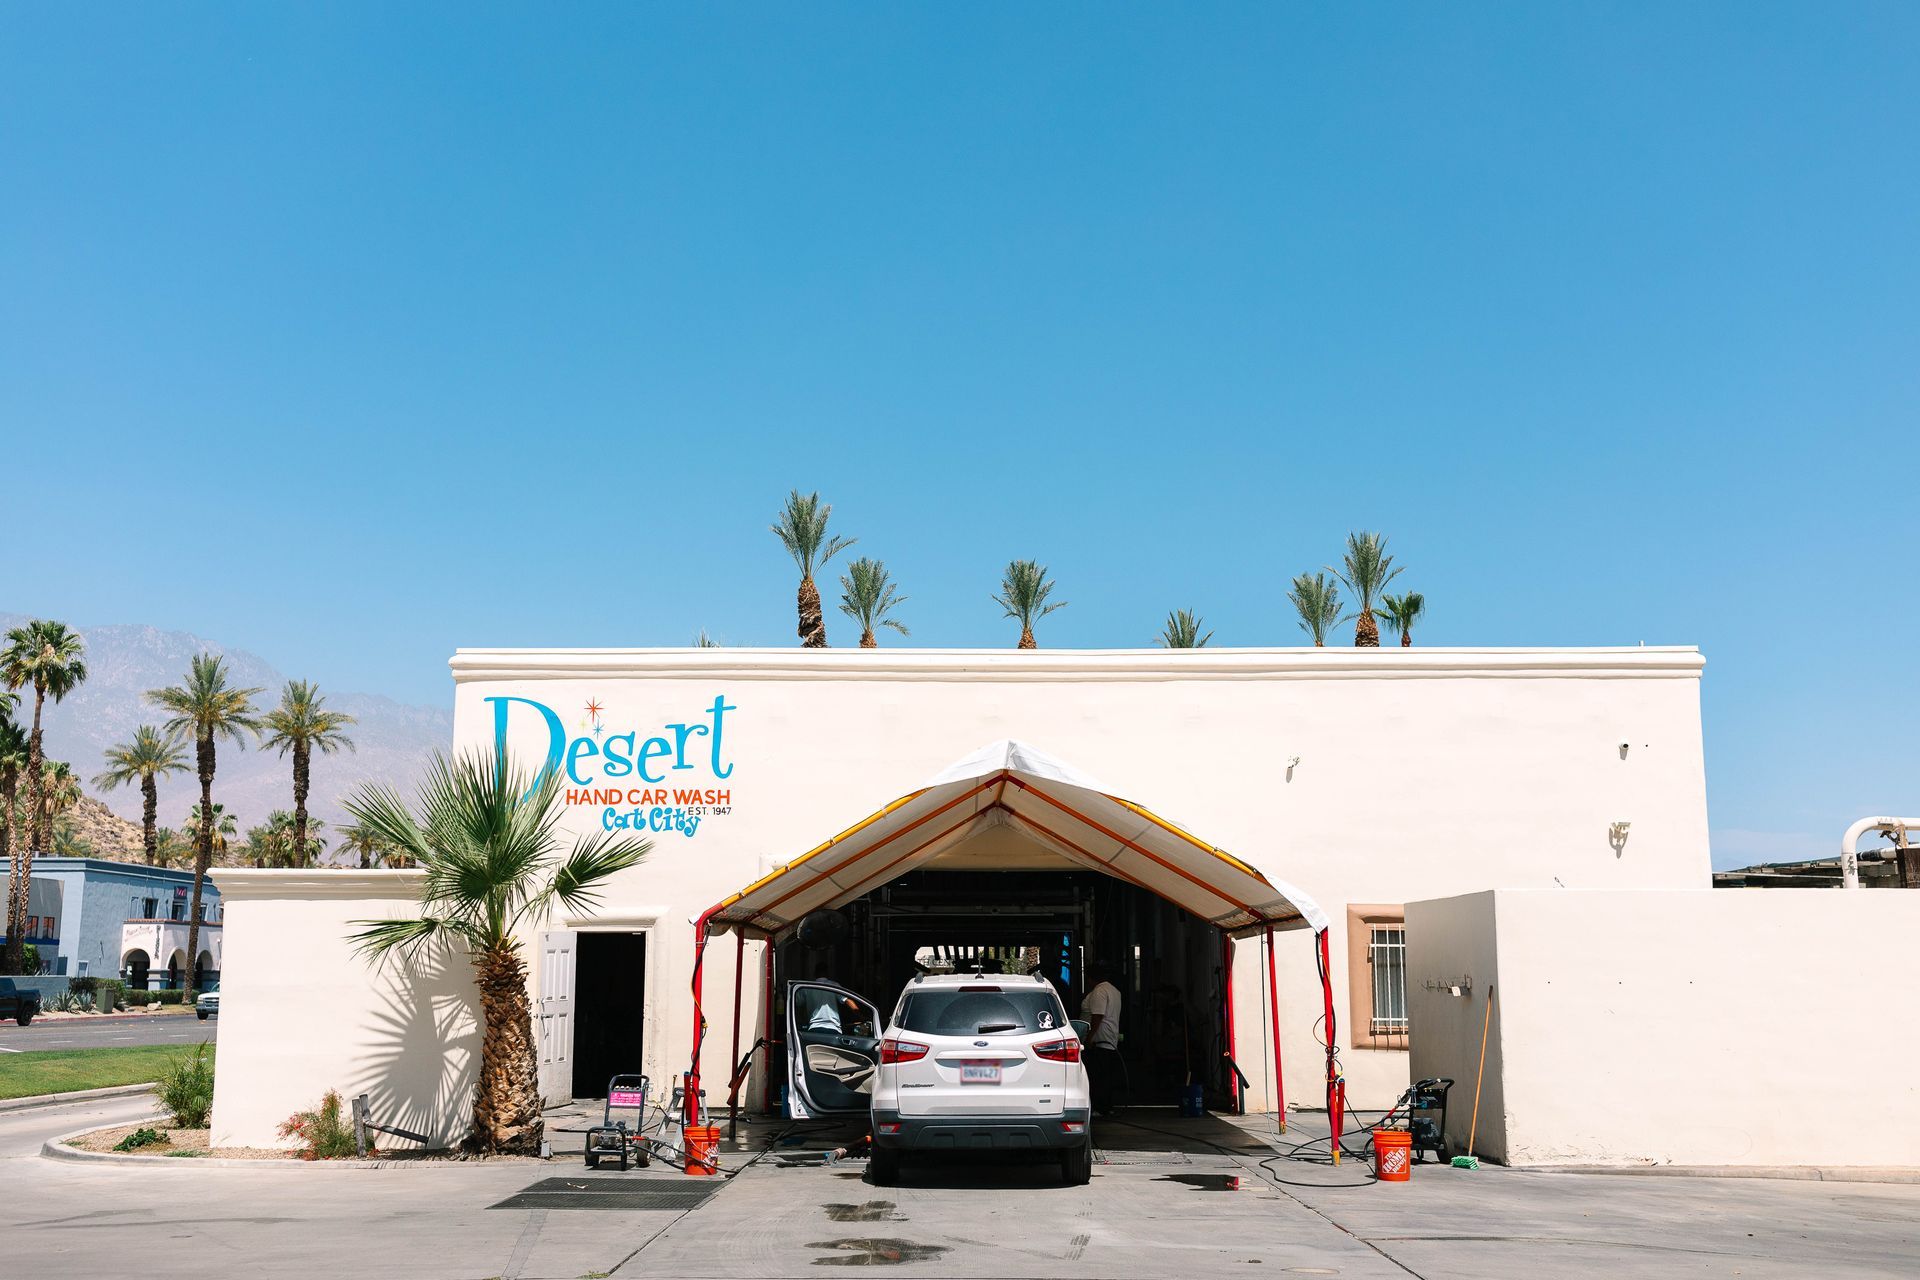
[354,942,483,1152]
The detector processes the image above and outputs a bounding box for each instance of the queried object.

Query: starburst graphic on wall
[583,698,605,736]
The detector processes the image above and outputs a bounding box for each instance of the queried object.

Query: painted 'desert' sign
[487,694,735,838]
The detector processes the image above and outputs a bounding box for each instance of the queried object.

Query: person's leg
[1089,1048,1119,1116]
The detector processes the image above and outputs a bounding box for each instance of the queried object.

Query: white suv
[784,971,1092,1186]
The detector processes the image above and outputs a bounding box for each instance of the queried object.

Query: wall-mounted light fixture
[1285,756,1301,782]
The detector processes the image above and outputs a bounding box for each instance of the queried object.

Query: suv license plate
[960,1063,1002,1085]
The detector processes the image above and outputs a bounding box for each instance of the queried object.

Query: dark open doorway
[573,931,646,1099]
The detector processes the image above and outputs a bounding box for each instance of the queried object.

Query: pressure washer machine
[584,1074,654,1171]
[1403,1076,1453,1162]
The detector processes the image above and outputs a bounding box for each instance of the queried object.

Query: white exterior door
[536,930,577,1106]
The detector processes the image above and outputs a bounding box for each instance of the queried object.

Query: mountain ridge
[1,613,451,846]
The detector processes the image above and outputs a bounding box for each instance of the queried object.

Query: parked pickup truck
[0,978,41,1026]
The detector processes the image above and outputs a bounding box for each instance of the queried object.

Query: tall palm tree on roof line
[1381,592,1427,648]
[1330,531,1404,648]
[994,560,1066,650]
[1288,572,1342,647]
[1155,609,1213,649]
[771,490,856,648]
[94,726,192,866]
[1,620,88,975]
[261,680,356,876]
[148,654,262,1000]
[838,557,910,648]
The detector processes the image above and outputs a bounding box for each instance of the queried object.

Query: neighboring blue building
[0,857,222,989]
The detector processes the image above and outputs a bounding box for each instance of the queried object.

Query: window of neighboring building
[25,916,38,937]
[170,901,184,921]
[40,915,54,938]
[1345,904,1410,1051]
[143,897,157,918]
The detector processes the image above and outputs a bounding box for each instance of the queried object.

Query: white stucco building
[214,644,1725,1154]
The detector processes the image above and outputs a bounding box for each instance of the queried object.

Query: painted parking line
[0,1046,20,1053]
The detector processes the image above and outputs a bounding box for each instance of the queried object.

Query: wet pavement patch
[488,1176,724,1211]
[824,1201,904,1223]
[808,1238,951,1266]
[1157,1173,1256,1192]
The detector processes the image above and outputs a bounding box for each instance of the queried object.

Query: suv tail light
[879,1037,929,1064]
[1033,1038,1082,1063]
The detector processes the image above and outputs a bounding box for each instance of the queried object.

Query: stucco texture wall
[209,870,479,1151]
[1408,889,1920,1168]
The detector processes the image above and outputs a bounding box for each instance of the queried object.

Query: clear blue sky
[4,6,1916,869]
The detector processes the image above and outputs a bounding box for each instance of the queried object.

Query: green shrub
[113,1127,170,1152]
[21,943,39,973]
[277,1090,359,1160]
[69,976,98,996]
[153,990,186,1005]
[155,1043,214,1128]
[125,990,153,1007]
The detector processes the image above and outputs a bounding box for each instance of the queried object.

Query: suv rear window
[894,986,1069,1036]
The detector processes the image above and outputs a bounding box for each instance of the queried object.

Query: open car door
[785,980,882,1119]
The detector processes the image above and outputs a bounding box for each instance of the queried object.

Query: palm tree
[1156,609,1213,649]
[347,752,651,1154]
[993,560,1066,649]
[37,760,79,831]
[693,629,721,649]
[148,655,263,999]
[1381,592,1427,648]
[338,820,407,869]
[1330,532,1404,647]
[260,681,356,873]
[0,717,25,907]
[1288,572,1342,647]
[244,810,328,868]
[1,620,87,974]
[184,803,238,863]
[94,726,191,865]
[838,557,910,648]
[771,490,856,648]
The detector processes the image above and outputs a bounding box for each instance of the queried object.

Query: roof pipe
[1841,817,1920,888]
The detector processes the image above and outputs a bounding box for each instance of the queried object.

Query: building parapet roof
[450,645,1705,684]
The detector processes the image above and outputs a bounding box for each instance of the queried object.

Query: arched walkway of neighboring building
[123,949,152,990]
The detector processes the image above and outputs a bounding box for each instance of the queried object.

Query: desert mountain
[2,613,451,847]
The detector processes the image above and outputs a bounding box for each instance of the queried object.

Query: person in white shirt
[1081,964,1124,1115]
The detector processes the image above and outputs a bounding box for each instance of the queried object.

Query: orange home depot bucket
[1373,1129,1413,1182]
[682,1125,721,1177]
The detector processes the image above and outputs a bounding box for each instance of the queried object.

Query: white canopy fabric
[702,739,1328,940]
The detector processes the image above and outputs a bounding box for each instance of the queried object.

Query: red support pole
[1317,927,1342,1164]
[1264,923,1286,1132]
[727,930,745,1115]
[686,912,713,1128]
[1221,931,1238,1113]
[761,937,775,1114]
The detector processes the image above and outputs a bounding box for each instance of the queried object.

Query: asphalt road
[0,1013,218,1052]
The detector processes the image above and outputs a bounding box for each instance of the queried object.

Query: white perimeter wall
[209,870,480,1151]
[209,647,1709,1148]
[1407,889,1920,1168]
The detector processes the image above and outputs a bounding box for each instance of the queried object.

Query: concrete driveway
[1,1104,1915,1278]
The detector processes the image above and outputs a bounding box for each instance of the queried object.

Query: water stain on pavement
[823,1201,904,1223]
[1157,1173,1254,1192]
[808,1238,950,1266]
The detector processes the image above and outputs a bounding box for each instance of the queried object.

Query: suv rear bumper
[871,1109,1090,1152]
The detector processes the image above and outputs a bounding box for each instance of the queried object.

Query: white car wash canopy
[699,739,1329,940]
[688,741,1344,1153]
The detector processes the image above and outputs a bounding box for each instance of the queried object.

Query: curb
[0,1083,159,1113]
[40,1123,551,1171]
[1524,1163,1920,1186]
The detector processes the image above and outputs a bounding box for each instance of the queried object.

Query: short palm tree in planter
[1155,609,1213,648]
[838,557,910,648]
[1329,532,1403,647]
[771,490,856,648]
[1288,572,1342,646]
[1381,591,1426,647]
[993,560,1066,649]
[346,753,652,1155]
[94,726,191,865]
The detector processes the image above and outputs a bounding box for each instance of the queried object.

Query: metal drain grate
[489,1176,725,1212]
[1095,1150,1193,1165]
